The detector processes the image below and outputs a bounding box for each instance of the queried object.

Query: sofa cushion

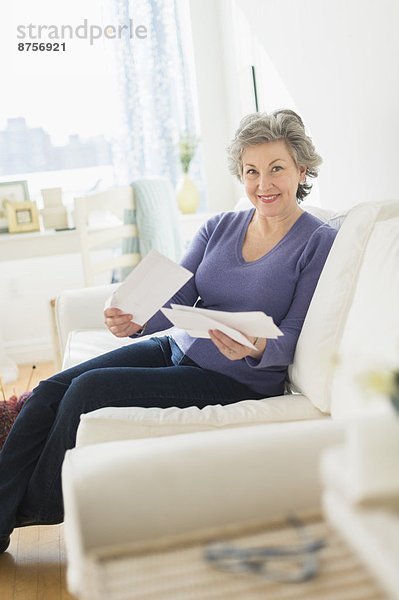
[62,329,134,369]
[331,215,399,418]
[76,395,327,447]
[62,328,174,369]
[290,199,399,414]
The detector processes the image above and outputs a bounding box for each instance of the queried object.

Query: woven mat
[84,518,386,600]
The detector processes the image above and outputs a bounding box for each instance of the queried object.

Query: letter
[37,24,48,38]
[76,18,88,39]
[135,25,148,39]
[61,24,74,39]
[16,25,25,39]
[118,24,128,37]
[27,24,36,38]
[48,25,58,39]
[89,25,102,45]
[104,25,116,39]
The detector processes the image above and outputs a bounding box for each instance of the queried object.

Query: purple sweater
[141,209,337,396]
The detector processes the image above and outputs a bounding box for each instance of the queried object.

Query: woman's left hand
[209,329,266,361]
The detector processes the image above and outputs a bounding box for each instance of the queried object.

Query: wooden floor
[0,525,74,599]
[3,362,56,399]
[1,362,75,599]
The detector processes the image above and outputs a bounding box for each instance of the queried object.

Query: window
[0,0,202,210]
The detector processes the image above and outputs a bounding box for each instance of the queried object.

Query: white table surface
[0,213,214,262]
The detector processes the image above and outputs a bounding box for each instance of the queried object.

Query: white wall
[0,255,85,366]
[192,0,399,211]
[188,0,238,211]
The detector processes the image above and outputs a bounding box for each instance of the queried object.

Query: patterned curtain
[106,0,201,189]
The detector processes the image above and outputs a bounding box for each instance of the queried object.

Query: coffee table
[82,514,385,600]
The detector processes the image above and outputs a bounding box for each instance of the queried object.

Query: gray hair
[227,109,322,202]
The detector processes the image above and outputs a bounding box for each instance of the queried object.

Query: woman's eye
[272,165,283,172]
[245,169,257,175]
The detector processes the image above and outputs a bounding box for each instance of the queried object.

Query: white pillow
[302,204,337,222]
[331,216,399,418]
[290,199,399,414]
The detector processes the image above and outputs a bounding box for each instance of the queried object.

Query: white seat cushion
[76,395,327,447]
[62,329,135,369]
[65,332,327,449]
[62,328,175,369]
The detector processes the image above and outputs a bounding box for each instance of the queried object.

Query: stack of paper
[162,305,283,350]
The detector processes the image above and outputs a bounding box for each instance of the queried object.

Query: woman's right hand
[104,307,143,338]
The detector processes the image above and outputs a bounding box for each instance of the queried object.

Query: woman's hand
[104,307,144,338]
[209,329,266,361]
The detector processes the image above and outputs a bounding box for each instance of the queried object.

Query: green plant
[178,132,198,174]
[359,367,399,414]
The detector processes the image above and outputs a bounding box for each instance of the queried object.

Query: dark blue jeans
[0,336,262,537]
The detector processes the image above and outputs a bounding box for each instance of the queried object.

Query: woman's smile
[257,193,280,204]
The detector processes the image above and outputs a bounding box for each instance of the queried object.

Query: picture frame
[5,201,40,233]
[0,180,30,232]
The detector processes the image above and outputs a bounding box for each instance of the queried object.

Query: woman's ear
[299,165,307,183]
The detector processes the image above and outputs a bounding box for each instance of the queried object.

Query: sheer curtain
[105,0,202,191]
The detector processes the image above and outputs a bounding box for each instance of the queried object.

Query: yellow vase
[176,174,200,214]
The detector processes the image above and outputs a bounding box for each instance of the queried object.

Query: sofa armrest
[55,283,118,356]
[62,420,344,596]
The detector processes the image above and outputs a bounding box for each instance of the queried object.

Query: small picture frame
[5,201,40,233]
[0,180,30,232]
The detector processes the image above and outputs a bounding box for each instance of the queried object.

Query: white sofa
[59,199,399,598]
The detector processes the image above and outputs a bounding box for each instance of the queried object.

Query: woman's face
[242,140,306,219]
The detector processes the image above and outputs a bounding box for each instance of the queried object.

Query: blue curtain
[108,0,201,188]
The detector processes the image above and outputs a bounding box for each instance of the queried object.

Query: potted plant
[176,132,200,214]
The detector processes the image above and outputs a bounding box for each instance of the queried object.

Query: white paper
[106,249,193,325]
[161,308,257,349]
[161,304,283,348]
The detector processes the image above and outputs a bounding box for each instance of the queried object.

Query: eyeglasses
[204,515,326,583]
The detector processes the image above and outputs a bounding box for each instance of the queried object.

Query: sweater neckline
[237,208,308,265]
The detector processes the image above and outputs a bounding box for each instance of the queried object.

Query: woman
[0,109,336,553]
